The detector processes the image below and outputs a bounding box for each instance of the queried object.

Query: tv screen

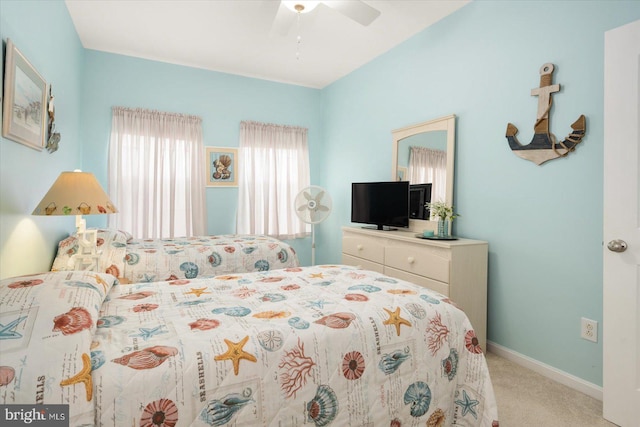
[351,181,409,230]
[410,183,432,220]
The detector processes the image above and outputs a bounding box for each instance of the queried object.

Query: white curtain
[108,107,207,239]
[237,121,310,239]
[408,146,447,204]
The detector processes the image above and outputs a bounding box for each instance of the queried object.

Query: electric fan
[294,185,332,265]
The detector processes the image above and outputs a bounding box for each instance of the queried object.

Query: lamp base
[68,219,100,271]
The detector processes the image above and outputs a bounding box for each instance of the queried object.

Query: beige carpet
[485,352,618,427]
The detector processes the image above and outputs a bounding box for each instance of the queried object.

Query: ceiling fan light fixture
[283,1,320,14]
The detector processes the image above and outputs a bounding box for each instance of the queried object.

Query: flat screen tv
[351,181,409,230]
[410,183,432,220]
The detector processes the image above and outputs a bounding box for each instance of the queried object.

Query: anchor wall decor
[505,63,586,165]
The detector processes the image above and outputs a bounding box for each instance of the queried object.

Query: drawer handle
[357,244,363,251]
[407,256,415,264]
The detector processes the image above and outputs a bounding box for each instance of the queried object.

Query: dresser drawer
[342,234,384,264]
[342,254,384,273]
[342,226,487,352]
[384,246,450,283]
[384,266,449,296]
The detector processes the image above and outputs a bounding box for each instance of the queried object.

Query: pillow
[119,229,134,242]
[51,228,129,278]
[0,271,117,425]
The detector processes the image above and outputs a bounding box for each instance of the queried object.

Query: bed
[50,229,300,282]
[0,265,499,426]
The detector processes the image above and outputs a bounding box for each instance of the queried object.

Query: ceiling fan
[268,0,382,36]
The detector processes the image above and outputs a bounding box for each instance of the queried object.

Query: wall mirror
[391,114,456,232]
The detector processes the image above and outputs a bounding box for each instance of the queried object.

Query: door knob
[607,240,628,253]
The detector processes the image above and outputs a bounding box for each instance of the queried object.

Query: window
[408,147,447,208]
[237,121,310,239]
[108,107,206,238]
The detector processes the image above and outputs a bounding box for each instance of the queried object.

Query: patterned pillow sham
[50,228,129,278]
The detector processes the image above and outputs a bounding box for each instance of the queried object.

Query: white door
[603,19,640,427]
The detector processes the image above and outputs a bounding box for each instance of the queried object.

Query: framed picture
[206,147,238,187]
[2,39,47,151]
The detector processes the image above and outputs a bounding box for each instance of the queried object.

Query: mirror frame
[391,114,456,232]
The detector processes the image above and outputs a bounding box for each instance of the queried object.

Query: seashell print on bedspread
[1,266,498,426]
[89,264,498,426]
[0,271,118,426]
[121,234,299,282]
[51,231,300,283]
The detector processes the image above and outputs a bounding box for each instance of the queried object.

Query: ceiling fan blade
[323,0,381,26]
[269,1,297,37]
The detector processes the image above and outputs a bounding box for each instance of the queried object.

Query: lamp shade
[32,171,117,216]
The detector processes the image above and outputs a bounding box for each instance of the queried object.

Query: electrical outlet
[581,317,598,342]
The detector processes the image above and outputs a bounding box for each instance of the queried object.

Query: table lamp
[32,170,117,271]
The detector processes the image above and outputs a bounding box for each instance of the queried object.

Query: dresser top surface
[342,226,487,247]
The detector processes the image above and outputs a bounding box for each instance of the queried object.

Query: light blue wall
[80,50,321,265]
[1,0,639,389]
[317,1,640,386]
[0,0,85,277]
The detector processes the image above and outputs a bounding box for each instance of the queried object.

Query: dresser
[342,226,488,350]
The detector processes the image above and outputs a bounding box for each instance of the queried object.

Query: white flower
[425,201,459,221]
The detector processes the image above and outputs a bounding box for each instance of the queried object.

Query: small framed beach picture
[206,147,238,187]
[2,39,47,151]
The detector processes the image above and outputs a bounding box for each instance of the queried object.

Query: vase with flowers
[425,201,459,237]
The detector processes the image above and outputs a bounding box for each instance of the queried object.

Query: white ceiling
[65,0,469,89]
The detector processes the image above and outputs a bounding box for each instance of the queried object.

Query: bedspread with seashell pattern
[1,265,499,426]
[121,234,299,283]
[51,230,300,283]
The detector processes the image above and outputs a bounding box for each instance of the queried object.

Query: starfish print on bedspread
[129,325,168,341]
[0,316,27,340]
[383,307,412,336]
[455,389,480,419]
[214,336,257,375]
[60,353,92,401]
[307,299,332,309]
[185,287,211,297]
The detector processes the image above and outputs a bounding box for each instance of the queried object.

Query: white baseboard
[486,341,603,401]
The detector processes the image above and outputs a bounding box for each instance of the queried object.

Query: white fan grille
[294,186,332,225]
